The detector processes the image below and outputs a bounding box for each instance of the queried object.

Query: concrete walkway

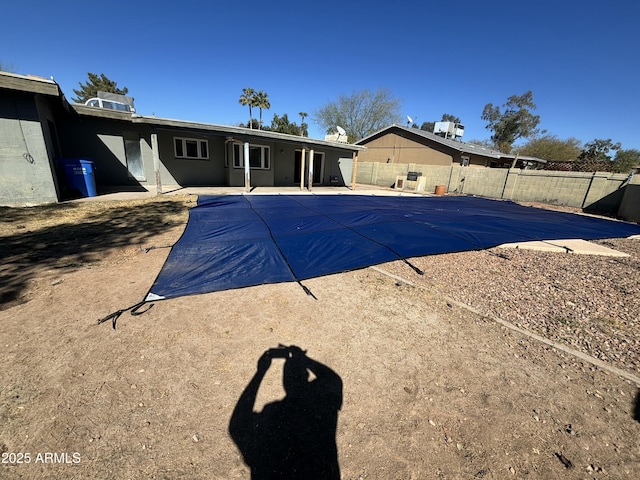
[72,184,426,202]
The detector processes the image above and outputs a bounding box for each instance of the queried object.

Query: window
[84,97,133,112]
[232,143,270,169]
[174,137,209,160]
[461,156,470,167]
[102,100,130,112]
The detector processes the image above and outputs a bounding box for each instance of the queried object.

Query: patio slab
[498,239,630,257]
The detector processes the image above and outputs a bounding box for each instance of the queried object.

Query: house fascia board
[72,103,136,120]
[0,71,60,97]
[137,116,366,151]
[70,106,365,152]
[501,155,547,164]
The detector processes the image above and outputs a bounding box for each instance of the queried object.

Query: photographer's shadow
[229,345,343,479]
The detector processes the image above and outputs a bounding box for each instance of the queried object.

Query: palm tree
[239,87,256,129]
[299,112,308,136]
[254,91,271,130]
[298,112,309,137]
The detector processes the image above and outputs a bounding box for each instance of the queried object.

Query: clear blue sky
[2,0,639,150]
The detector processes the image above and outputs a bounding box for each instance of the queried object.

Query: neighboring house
[0,71,364,205]
[355,124,544,169]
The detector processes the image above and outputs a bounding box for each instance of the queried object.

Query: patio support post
[307,149,314,192]
[351,151,358,190]
[151,132,162,195]
[299,148,306,191]
[244,141,250,192]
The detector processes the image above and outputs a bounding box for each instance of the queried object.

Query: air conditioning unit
[434,121,464,140]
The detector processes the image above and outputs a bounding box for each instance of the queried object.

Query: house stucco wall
[0,91,59,205]
[224,142,351,188]
[57,115,147,188]
[358,132,453,166]
[59,119,230,189]
[356,131,498,169]
[2,74,363,202]
[273,143,301,186]
[155,131,226,187]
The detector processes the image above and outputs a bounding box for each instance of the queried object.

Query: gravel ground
[383,235,640,377]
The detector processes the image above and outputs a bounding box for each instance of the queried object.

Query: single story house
[0,71,364,205]
[355,124,544,169]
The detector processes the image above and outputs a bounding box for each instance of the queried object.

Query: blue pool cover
[145,194,640,301]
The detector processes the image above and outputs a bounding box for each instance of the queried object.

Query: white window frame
[174,137,209,160]
[232,142,270,170]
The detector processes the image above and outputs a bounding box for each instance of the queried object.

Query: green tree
[612,149,639,173]
[239,119,261,129]
[239,87,257,129]
[441,113,461,123]
[578,139,621,162]
[314,88,402,142]
[254,90,270,130]
[481,91,540,153]
[72,73,129,103]
[420,121,435,132]
[299,112,308,136]
[270,113,303,135]
[513,135,582,161]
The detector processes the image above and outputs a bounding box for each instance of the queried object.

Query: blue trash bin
[58,159,97,198]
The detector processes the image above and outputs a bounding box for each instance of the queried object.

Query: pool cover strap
[97,301,154,329]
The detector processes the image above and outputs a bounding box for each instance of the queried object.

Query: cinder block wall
[618,176,640,222]
[356,162,633,216]
[457,167,508,197]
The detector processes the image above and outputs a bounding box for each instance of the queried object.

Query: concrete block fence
[355,162,636,220]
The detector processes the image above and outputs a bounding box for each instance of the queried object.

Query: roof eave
[0,71,60,96]
[71,106,365,150]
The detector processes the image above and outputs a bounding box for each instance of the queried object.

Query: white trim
[232,142,270,170]
[174,137,209,160]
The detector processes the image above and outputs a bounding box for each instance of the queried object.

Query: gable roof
[356,124,545,163]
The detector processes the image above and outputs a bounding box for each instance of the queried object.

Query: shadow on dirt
[0,198,191,310]
[229,345,343,480]
[635,390,640,424]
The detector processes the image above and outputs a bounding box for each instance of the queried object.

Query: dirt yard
[1,195,639,479]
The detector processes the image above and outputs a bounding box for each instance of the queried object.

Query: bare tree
[314,89,402,142]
